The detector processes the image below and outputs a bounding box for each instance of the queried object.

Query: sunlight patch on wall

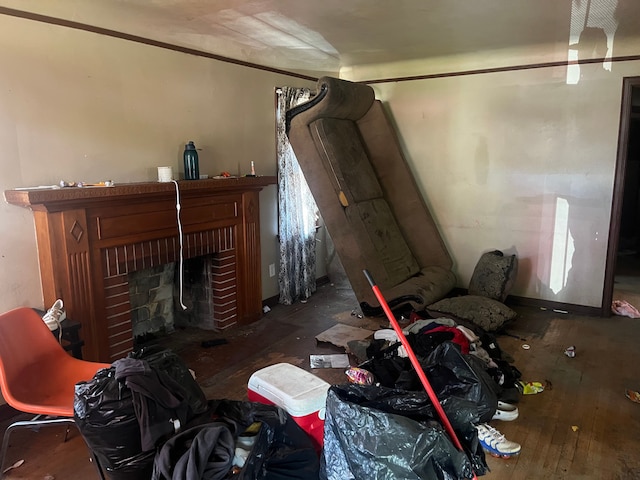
[550,197,575,294]
[214,9,338,63]
[567,0,618,84]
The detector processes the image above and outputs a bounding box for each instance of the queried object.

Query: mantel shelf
[4,176,276,211]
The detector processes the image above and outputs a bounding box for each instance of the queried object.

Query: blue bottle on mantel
[183,141,200,180]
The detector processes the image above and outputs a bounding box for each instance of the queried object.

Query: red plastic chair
[0,307,111,478]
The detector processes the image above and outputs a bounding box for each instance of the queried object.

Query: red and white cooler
[247,363,330,451]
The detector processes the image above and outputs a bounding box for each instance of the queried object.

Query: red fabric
[410,310,427,323]
[425,325,470,354]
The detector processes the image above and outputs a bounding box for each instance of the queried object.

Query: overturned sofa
[286,76,456,315]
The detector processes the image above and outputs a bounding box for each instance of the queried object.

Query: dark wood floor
[2,276,640,479]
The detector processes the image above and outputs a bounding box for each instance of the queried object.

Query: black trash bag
[321,385,487,480]
[364,355,411,388]
[209,399,320,480]
[74,367,155,480]
[74,348,210,480]
[364,341,499,424]
[422,342,498,424]
[363,332,473,391]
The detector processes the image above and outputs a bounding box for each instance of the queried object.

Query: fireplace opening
[128,263,176,345]
[128,253,238,347]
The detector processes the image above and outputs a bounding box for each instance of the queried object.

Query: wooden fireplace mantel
[4,176,276,362]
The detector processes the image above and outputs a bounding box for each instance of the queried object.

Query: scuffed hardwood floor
[2,277,640,479]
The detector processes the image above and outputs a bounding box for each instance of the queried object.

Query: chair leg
[0,417,98,479]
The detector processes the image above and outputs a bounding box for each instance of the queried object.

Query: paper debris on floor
[626,389,640,403]
[315,323,374,350]
[310,354,350,368]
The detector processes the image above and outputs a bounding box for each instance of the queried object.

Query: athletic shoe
[42,299,66,331]
[476,423,521,458]
[497,401,518,411]
[492,406,519,421]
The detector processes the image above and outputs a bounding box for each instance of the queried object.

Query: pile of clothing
[74,347,320,480]
[350,310,524,461]
[365,314,521,397]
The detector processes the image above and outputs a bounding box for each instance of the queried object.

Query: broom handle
[363,270,478,480]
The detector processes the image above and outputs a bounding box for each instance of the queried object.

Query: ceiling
[1,0,637,77]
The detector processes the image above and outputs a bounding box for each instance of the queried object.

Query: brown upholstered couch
[287,76,456,315]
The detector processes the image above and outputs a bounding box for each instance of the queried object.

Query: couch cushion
[357,102,453,271]
[311,118,382,203]
[383,266,457,307]
[468,250,518,302]
[311,117,420,287]
[427,295,517,332]
[349,199,420,286]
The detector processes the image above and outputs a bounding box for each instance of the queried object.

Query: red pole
[363,270,478,480]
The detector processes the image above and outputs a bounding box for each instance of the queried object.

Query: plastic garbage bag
[209,399,320,480]
[364,341,498,424]
[74,367,155,479]
[321,384,487,480]
[74,347,209,480]
[422,342,498,424]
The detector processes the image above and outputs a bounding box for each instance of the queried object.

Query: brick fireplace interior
[101,225,240,359]
[128,251,238,345]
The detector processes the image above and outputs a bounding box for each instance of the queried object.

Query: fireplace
[4,177,276,362]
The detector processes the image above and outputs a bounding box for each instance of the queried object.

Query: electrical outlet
[269,264,276,277]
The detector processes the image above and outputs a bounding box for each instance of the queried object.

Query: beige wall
[0,14,317,313]
[2,10,640,313]
[346,60,640,308]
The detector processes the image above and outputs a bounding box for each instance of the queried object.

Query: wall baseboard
[264,282,603,317]
[262,275,331,309]
[507,294,602,317]
[450,287,602,317]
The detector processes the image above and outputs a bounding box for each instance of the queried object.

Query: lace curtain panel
[276,87,318,305]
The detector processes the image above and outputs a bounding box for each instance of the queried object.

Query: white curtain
[276,87,318,305]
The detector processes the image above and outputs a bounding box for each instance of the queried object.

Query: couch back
[287,77,453,308]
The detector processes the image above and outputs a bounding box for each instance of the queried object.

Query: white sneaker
[492,406,519,421]
[497,401,517,411]
[42,299,66,331]
[476,423,521,458]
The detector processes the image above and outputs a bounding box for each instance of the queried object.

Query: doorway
[604,77,640,315]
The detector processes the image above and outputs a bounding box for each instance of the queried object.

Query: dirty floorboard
[1,279,640,479]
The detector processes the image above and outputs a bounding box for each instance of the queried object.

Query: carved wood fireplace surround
[5,177,275,362]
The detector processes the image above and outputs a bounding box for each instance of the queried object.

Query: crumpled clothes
[611,299,640,318]
[152,423,234,480]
